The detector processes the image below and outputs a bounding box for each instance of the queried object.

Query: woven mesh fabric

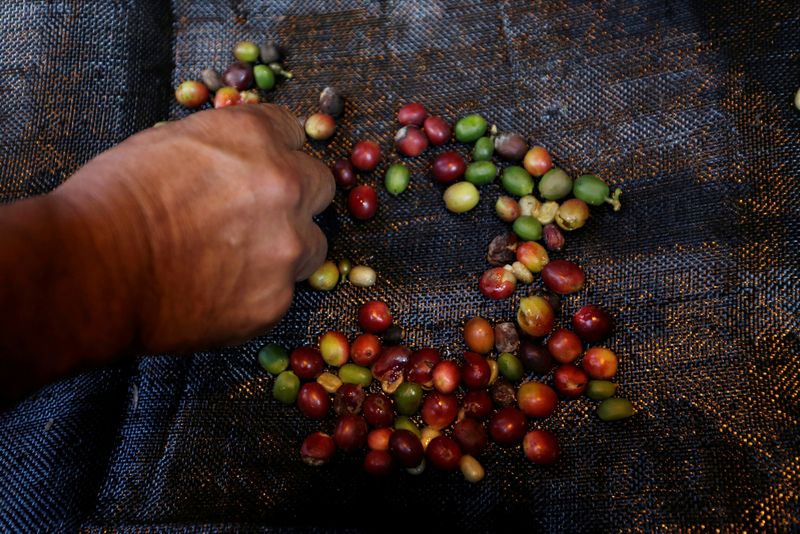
[1,0,798,531]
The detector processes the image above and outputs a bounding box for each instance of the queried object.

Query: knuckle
[278,177,303,208]
[230,110,267,135]
[278,227,305,264]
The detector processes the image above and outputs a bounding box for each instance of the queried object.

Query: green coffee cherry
[538,168,573,200]
[498,352,524,382]
[455,114,488,143]
[574,174,622,211]
[394,382,423,415]
[443,182,480,213]
[258,343,289,375]
[385,163,410,195]
[339,363,373,387]
[464,161,498,186]
[472,136,494,161]
[586,380,617,400]
[597,397,634,421]
[394,415,421,437]
[512,216,542,241]
[253,64,276,90]
[337,259,352,278]
[308,260,339,290]
[234,41,260,63]
[272,371,300,404]
[501,166,534,197]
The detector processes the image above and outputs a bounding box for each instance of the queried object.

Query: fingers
[291,151,335,216]
[294,222,328,281]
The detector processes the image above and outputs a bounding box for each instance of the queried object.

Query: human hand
[54,104,334,354]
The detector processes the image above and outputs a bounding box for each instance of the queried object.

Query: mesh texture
[0,0,798,531]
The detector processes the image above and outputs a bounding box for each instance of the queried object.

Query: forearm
[0,188,143,402]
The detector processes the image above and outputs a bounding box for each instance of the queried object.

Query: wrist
[49,181,149,360]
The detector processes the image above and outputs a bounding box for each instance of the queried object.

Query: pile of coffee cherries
[322,102,623,298]
[174,40,294,109]
[257,295,633,482]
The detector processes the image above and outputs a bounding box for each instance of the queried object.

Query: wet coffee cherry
[517,381,557,418]
[222,61,253,90]
[319,86,345,117]
[358,301,393,333]
[305,112,336,141]
[347,185,378,220]
[332,159,357,189]
[574,174,622,211]
[334,414,368,452]
[395,125,429,157]
[397,102,428,126]
[462,352,491,389]
[555,199,590,231]
[297,382,330,419]
[405,347,440,388]
[351,140,381,171]
[319,331,349,367]
[488,407,527,445]
[453,418,488,455]
[494,132,528,161]
[290,346,324,380]
[333,383,365,415]
[432,360,461,393]
[597,397,634,421]
[214,86,240,108]
[200,68,223,92]
[582,347,619,379]
[461,390,493,420]
[394,382,424,415]
[523,429,559,465]
[175,80,209,108]
[546,328,582,363]
[572,304,614,342]
[553,364,589,398]
[367,427,393,450]
[541,260,585,295]
[432,151,467,183]
[253,64,276,90]
[517,295,555,337]
[372,345,411,394]
[443,182,480,213]
[423,115,451,145]
[426,436,462,471]
[518,340,555,375]
[259,41,282,63]
[538,168,573,200]
[516,241,549,273]
[351,333,382,367]
[479,267,517,300]
[421,392,458,430]
[495,196,521,222]
[454,114,488,142]
[363,393,394,428]
[363,449,394,476]
[385,163,410,196]
[234,40,260,62]
[300,432,336,466]
[389,429,424,467]
[464,317,494,354]
[523,146,554,177]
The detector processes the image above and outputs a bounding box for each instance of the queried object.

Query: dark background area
[1,0,798,531]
